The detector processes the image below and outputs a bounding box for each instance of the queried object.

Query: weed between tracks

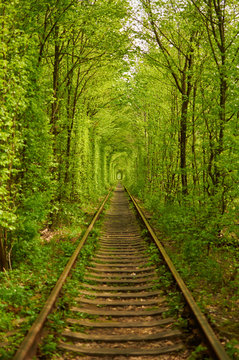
[142,241,187,321]
[139,234,218,359]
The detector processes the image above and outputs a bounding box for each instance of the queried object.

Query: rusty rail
[126,188,230,360]
[13,189,112,360]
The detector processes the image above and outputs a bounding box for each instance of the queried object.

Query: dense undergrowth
[135,193,239,359]
[0,196,106,360]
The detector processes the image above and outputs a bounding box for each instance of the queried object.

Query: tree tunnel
[108,151,133,183]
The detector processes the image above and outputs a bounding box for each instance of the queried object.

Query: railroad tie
[59,185,184,358]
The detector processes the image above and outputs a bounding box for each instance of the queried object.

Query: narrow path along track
[59,184,184,358]
[14,184,230,360]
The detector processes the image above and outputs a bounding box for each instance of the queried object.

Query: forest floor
[0,197,104,360]
[136,198,239,359]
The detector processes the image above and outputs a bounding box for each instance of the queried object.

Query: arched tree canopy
[0,0,238,269]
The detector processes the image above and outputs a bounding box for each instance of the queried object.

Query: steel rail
[13,189,112,360]
[126,188,230,360]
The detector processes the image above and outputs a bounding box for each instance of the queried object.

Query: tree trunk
[180,97,188,195]
[0,229,8,271]
[51,26,60,136]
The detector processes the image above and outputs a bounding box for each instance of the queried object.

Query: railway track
[13,184,230,360]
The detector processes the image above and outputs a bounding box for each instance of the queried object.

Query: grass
[138,197,239,359]
[0,234,78,359]
[0,200,104,360]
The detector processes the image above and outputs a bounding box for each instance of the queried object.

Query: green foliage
[39,334,58,357]
[0,0,130,270]
[189,345,209,360]
[0,1,30,260]
[143,197,227,288]
[37,223,100,358]
[0,212,99,358]
[225,339,239,359]
[126,0,239,246]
